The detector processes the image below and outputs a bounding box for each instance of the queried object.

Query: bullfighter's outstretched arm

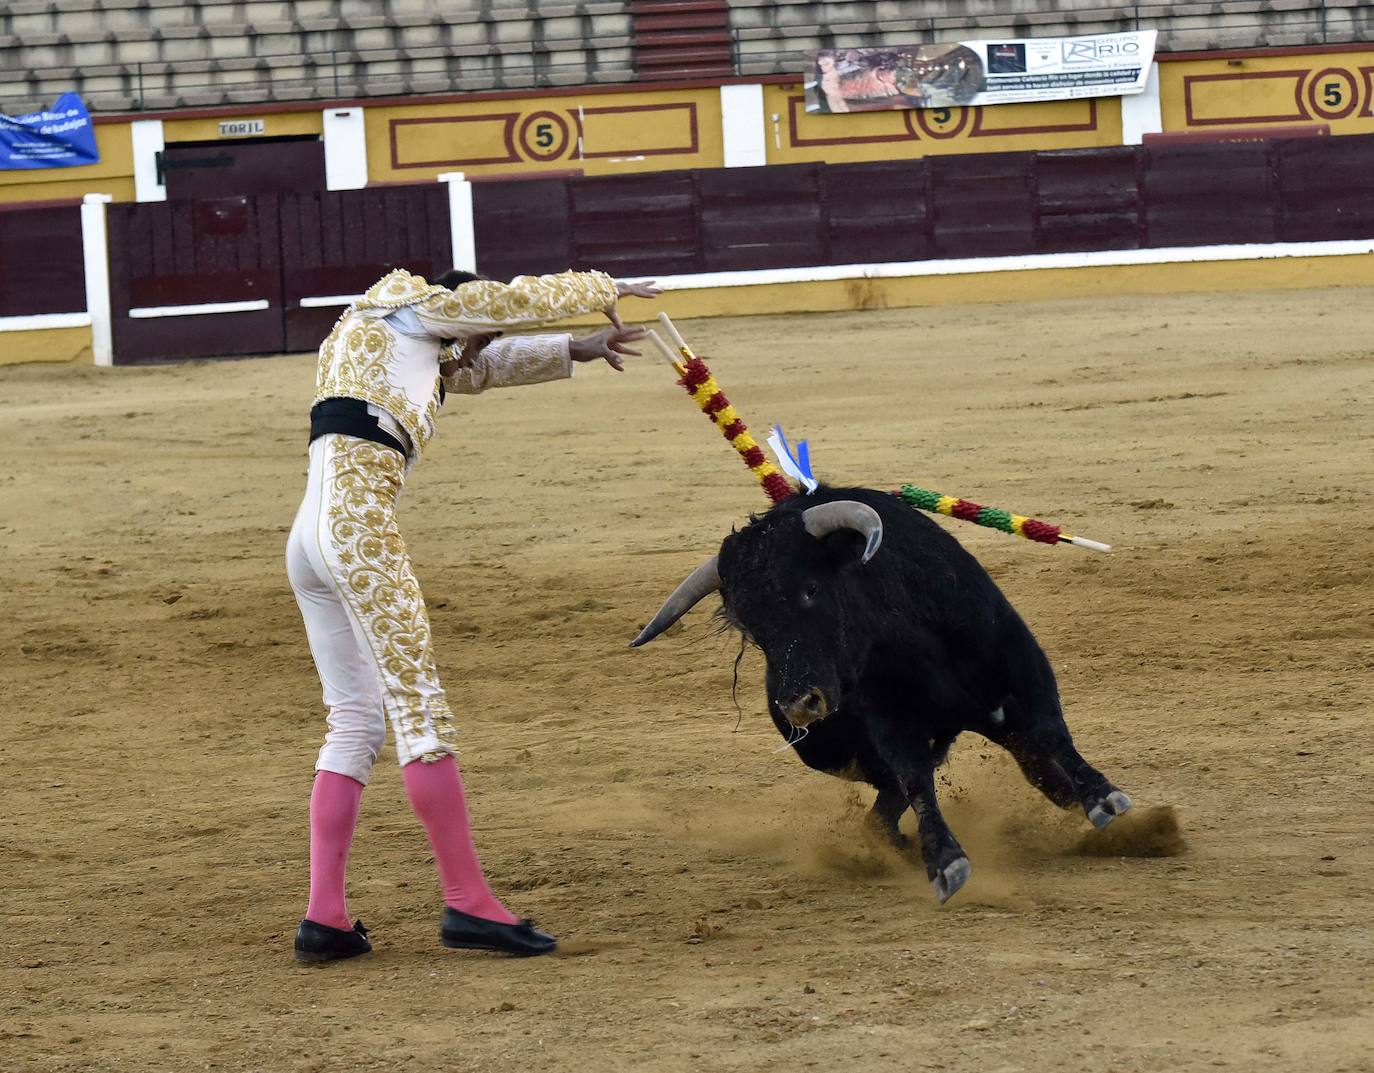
[440,325,647,394]
[415,270,620,337]
[439,334,572,395]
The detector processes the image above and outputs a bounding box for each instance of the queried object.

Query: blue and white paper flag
[767,424,818,495]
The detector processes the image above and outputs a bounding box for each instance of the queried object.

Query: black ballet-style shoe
[294,919,372,963]
[440,907,557,957]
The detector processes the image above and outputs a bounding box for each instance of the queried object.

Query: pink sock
[305,770,365,932]
[402,755,518,924]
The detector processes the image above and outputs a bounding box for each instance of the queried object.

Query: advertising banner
[0,94,100,169]
[805,31,1157,114]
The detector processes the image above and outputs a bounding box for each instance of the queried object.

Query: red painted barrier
[0,204,85,317]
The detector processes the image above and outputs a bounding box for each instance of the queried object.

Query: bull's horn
[802,501,883,563]
[629,555,721,647]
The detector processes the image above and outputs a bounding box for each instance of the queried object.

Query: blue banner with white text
[0,94,99,169]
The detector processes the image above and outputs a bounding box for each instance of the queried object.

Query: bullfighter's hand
[570,326,646,372]
[438,331,500,377]
[607,280,662,329]
[616,279,661,299]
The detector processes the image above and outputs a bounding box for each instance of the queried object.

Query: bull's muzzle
[779,687,831,728]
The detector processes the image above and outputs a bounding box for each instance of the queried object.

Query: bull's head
[631,500,883,727]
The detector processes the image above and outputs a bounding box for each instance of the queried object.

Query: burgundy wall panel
[1274,134,1374,241]
[472,178,571,281]
[0,204,85,317]
[567,171,700,276]
[823,160,931,265]
[928,152,1037,258]
[1036,146,1141,253]
[1142,142,1276,247]
[698,164,826,271]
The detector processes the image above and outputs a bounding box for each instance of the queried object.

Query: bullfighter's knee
[317,708,386,785]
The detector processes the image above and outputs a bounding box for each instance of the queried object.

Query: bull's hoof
[930,857,971,905]
[1086,790,1133,829]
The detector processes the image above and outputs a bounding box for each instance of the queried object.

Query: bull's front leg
[867,724,970,905]
[865,784,912,850]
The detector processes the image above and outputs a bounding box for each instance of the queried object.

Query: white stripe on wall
[0,312,92,332]
[299,294,364,308]
[640,238,1374,291]
[127,299,270,319]
[29,236,1353,341]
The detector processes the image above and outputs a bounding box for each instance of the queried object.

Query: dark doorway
[159,135,327,200]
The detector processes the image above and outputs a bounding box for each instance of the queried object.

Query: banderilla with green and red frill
[895,485,1111,553]
[645,313,1111,553]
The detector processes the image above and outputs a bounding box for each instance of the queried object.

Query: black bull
[631,486,1132,905]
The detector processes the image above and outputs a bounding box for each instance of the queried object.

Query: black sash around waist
[309,397,408,457]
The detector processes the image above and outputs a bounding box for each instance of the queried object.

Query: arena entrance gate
[107,184,452,365]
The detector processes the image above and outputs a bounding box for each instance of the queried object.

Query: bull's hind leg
[990,693,1132,829]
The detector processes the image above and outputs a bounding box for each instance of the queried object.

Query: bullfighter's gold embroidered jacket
[314,268,618,456]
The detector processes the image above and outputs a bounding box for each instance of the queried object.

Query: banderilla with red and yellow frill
[645,313,1110,554]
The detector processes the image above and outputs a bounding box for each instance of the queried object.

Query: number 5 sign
[517,111,571,160]
[1306,68,1360,121]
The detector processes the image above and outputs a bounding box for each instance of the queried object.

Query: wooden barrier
[472,131,1374,278]
[4,132,1374,364]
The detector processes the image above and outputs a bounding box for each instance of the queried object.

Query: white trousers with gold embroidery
[286,434,459,782]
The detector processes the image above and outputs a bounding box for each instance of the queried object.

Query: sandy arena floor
[3,288,1372,1073]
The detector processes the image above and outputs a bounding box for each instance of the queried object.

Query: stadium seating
[0,0,635,112]
[732,2,1374,76]
[0,0,1368,114]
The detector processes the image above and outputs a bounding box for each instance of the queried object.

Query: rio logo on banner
[806,32,1157,114]
[0,93,100,170]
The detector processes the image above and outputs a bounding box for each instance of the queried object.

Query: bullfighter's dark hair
[432,269,485,288]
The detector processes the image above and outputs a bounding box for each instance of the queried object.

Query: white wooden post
[437,171,476,272]
[324,106,369,190]
[80,193,114,367]
[720,84,768,167]
[1122,62,1163,145]
[131,119,166,202]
